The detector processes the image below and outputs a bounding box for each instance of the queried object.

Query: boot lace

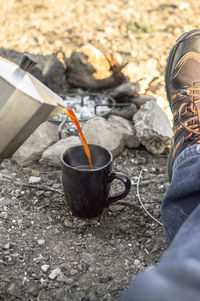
[177,87,200,137]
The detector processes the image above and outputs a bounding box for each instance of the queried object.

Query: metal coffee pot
[0,53,67,163]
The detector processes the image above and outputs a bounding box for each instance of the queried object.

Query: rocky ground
[0,149,167,301]
[0,0,199,300]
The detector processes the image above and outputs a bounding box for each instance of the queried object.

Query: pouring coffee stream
[66,107,93,169]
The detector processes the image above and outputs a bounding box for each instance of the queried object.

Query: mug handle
[105,172,131,206]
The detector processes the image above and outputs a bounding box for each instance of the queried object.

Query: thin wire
[136,169,163,226]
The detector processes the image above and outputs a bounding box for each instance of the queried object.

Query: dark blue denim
[118,145,200,301]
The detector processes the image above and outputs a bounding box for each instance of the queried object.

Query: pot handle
[105,172,131,206]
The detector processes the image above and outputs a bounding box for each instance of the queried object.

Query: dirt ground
[0,0,199,300]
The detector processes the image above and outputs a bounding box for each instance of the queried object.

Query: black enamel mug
[61,144,131,218]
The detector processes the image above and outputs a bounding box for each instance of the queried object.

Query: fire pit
[51,92,115,122]
[49,92,116,138]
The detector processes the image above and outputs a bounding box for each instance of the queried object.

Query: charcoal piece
[110,103,138,120]
[131,94,156,107]
[109,82,140,103]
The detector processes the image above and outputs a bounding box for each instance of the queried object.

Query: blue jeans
[118,144,200,301]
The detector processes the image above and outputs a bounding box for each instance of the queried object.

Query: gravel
[0,148,167,300]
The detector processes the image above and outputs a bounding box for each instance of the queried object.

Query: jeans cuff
[173,144,200,174]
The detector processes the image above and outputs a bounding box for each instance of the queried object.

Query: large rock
[40,136,81,167]
[65,44,125,89]
[133,101,173,154]
[82,116,124,157]
[13,122,59,166]
[108,115,140,148]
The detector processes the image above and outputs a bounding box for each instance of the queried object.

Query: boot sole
[165,29,200,181]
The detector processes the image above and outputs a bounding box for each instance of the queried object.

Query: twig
[0,175,64,195]
[136,169,163,226]
[132,179,160,186]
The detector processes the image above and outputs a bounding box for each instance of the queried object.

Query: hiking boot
[165,29,200,181]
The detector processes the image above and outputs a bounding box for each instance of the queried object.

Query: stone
[49,267,61,280]
[40,136,81,168]
[38,239,45,246]
[70,269,78,276]
[156,95,173,126]
[151,244,160,253]
[30,169,40,177]
[103,293,112,301]
[0,212,8,219]
[0,197,10,205]
[41,264,50,272]
[3,243,10,250]
[57,274,73,283]
[134,259,141,265]
[64,218,73,228]
[108,115,140,148]
[109,204,125,212]
[109,82,140,102]
[82,116,125,157]
[133,101,173,154]
[65,44,125,89]
[28,176,41,184]
[13,121,59,166]
[153,209,161,217]
[7,282,21,298]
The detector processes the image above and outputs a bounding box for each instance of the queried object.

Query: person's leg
[118,146,200,301]
[117,28,200,300]
[161,144,200,245]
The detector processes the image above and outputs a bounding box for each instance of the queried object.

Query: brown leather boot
[165,29,200,181]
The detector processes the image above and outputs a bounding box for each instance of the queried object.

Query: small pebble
[49,267,61,279]
[28,176,41,184]
[109,204,124,212]
[37,239,45,246]
[134,259,140,265]
[41,264,50,272]
[153,209,161,217]
[0,212,8,219]
[64,218,73,228]
[70,269,77,276]
[44,191,52,197]
[35,190,45,197]
[3,243,10,250]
